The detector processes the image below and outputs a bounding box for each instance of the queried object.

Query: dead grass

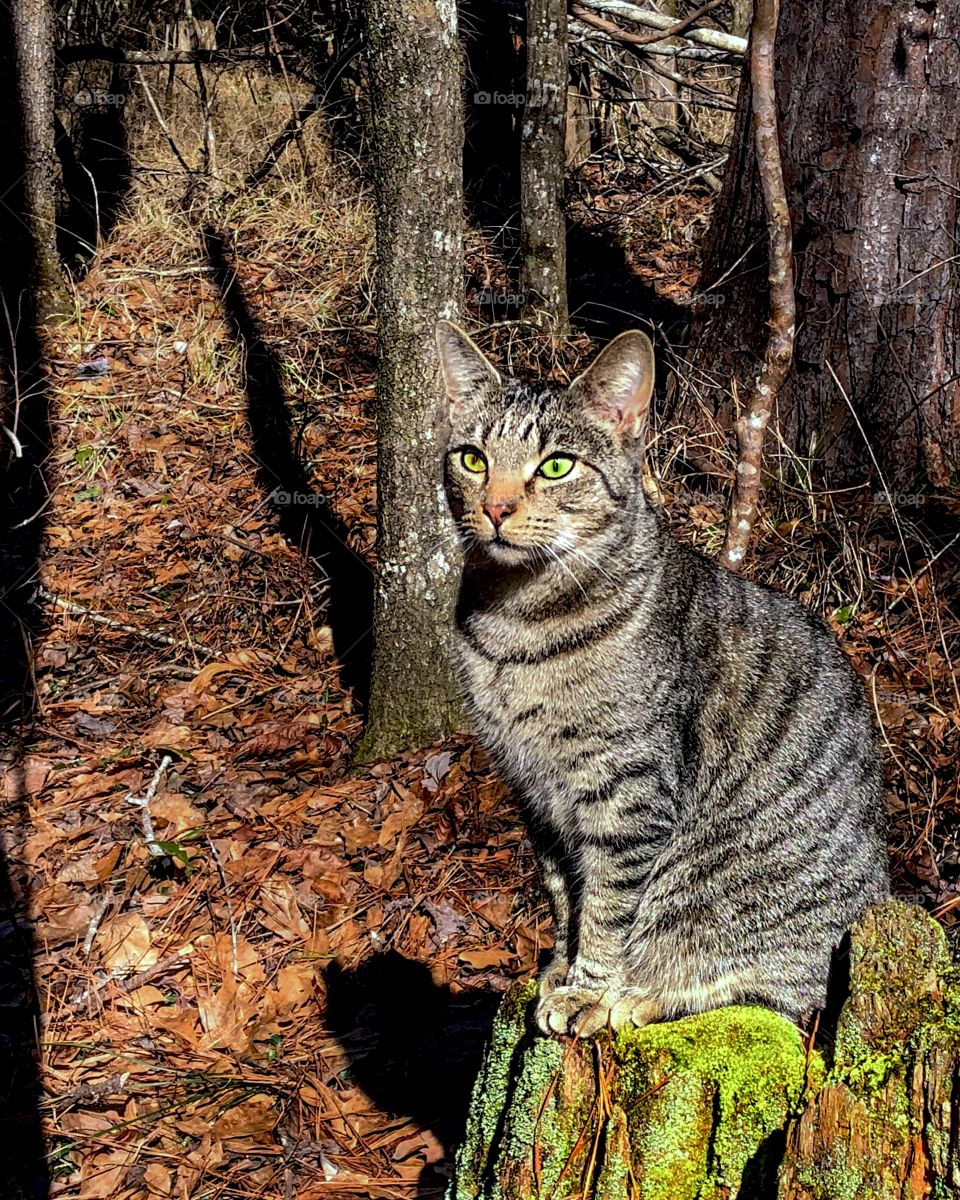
[4,57,959,1200]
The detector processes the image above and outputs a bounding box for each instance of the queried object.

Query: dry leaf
[211,1093,277,1142]
[143,1161,172,1195]
[101,913,159,972]
[459,946,514,970]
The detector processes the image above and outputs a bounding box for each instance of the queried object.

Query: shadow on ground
[324,952,500,1199]
[56,63,133,271]
[0,770,50,1200]
[567,222,685,341]
[0,288,51,1200]
[204,226,375,706]
[0,20,56,1200]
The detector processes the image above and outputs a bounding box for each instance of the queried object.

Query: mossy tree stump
[450,903,960,1199]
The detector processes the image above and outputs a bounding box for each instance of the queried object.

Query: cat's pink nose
[483,501,514,529]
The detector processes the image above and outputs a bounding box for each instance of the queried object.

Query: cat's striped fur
[436,320,889,1038]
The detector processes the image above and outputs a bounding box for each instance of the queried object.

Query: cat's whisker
[562,543,619,588]
[542,543,589,601]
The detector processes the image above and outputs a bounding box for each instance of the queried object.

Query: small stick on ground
[720,0,795,572]
[81,891,114,955]
[206,834,240,979]
[126,755,174,858]
[39,585,216,658]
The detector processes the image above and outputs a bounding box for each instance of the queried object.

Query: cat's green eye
[538,455,576,480]
[461,449,487,474]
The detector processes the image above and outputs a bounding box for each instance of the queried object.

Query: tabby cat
[436,320,889,1038]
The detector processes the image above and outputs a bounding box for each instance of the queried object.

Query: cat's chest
[456,620,611,794]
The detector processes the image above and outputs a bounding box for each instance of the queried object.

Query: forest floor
[3,70,959,1200]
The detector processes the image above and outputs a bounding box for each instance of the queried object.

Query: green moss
[451,908,960,1199]
[832,1024,897,1096]
[612,1005,818,1200]
[595,1105,631,1200]
[795,1152,866,1200]
[496,1035,580,1196]
[452,988,820,1200]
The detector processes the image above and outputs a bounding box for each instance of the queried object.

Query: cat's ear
[435,320,501,414]
[570,331,655,439]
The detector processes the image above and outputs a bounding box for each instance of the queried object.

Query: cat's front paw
[537,958,569,999]
[608,990,662,1031]
[536,985,611,1038]
[536,986,662,1038]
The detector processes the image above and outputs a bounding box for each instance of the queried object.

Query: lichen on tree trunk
[451,982,819,1199]
[778,902,960,1199]
[450,903,960,1200]
[357,0,465,760]
[9,0,71,325]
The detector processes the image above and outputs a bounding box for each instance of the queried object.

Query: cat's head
[436,321,655,568]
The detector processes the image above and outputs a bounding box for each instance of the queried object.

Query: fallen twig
[721,0,795,571]
[82,892,114,955]
[572,0,724,48]
[126,755,174,858]
[2,424,23,457]
[206,835,240,979]
[38,585,217,657]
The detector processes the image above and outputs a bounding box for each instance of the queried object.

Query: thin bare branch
[57,44,273,65]
[575,0,746,53]
[134,66,193,175]
[721,0,796,571]
[571,0,724,47]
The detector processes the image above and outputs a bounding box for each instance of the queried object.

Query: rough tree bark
[357,0,465,760]
[10,0,69,324]
[451,902,960,1199]
[682,0,960,493]
[520,0,570,333]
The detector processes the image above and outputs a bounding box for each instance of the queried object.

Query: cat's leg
[537,789,672,1038]
[536,844,572,999]
[536,849,661,1036]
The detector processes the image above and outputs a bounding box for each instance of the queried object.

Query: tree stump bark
[778,902,960,1199]
[450,902,960,1199]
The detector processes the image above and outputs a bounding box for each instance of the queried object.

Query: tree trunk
[9,0,69,324]
[357,0,465,760]
[682,0,960,493]
[520,0,570,333]
[451,902,960,1199]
